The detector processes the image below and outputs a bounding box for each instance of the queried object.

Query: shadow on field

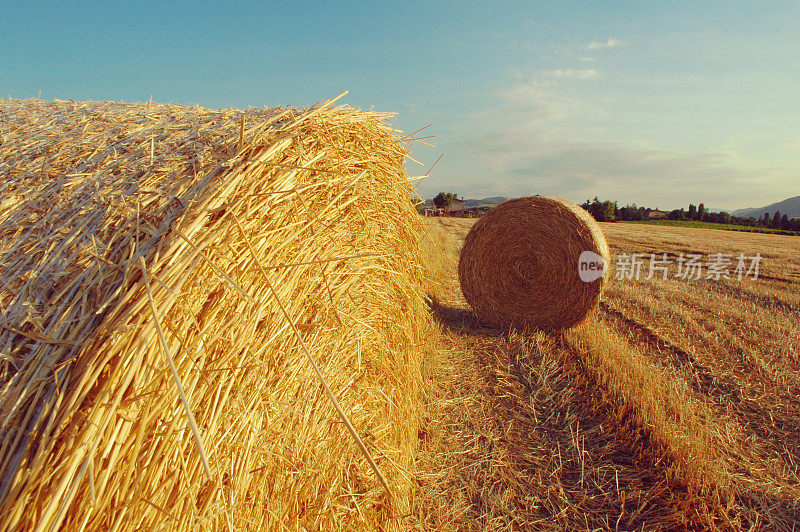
[426,297,505,337]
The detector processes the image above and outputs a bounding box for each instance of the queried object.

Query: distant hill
[422,196,508,209]
[733,196,800,219]
[464,197,508,208]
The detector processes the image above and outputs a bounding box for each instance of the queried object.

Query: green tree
[433,192,458,209]
[698,203,707,221]
[688,204,697,220]
[599,200,616,221]
[618,203,648,221]
[667,208,685,220]
[772,210,782,228]
[581,198,616,222]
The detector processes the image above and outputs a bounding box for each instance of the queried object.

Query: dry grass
[0,97,431,530]
[412,217,800,530]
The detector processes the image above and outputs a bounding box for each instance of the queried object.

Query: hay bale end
[458,196,609,330]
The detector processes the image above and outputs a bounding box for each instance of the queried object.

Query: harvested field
[412,217,800,530]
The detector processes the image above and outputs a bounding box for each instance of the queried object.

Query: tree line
[580,197,800,231]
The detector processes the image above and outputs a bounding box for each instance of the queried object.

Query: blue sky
[2,1,798,210]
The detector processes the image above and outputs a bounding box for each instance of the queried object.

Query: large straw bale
[0,97,429,530]
[458,196,609,329]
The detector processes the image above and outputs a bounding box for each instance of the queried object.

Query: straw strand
[139,257,213,481]
[231,213,391,493]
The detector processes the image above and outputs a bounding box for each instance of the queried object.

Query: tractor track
[698,279,800,314]
[597,302,743,403]
[597,301,800,478]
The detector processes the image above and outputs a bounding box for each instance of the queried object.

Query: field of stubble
[410,218,800,531]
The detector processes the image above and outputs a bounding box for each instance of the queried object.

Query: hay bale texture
[0,97,429,530]
[458,196,609,330]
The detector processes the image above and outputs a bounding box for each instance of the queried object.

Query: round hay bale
[458,196,609,330]
[0,97,429,531]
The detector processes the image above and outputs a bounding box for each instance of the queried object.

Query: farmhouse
[446,198,466,215]
[423,198,467,217]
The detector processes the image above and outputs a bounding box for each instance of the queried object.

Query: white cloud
[543,68,598,79]
[433,83,781,210]
[586,37,622,50]
[497,79,582,123]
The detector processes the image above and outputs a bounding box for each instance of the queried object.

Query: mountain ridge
[732,196,800,219]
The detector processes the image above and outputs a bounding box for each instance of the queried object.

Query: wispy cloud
[543,68,598,79]
[449,134,766,209]
[586,37,622,50]
[433,79,779,210]
[497,79,582,123]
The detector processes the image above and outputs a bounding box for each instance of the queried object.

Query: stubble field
[410,217,800,531]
